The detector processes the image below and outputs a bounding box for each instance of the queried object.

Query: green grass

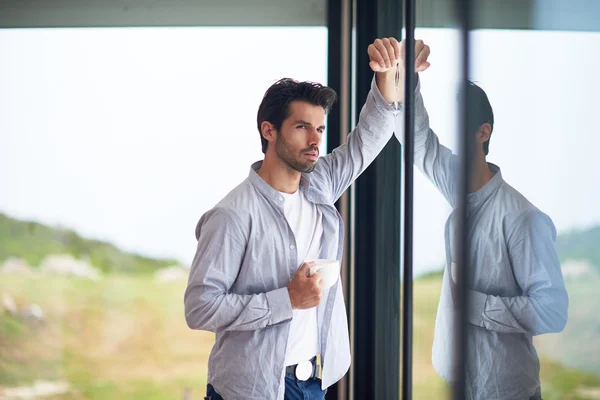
[0,316,26,340]
[1,274,599,399]
[535,280,600,376]
[409,275,600,399]
[538,358,600,400]
[0,274,212,399]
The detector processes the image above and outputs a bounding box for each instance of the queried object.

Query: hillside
[3,210,599,275]
[555,225,600,271]
[0,212,180,274]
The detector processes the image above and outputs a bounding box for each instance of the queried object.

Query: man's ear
[261,121,277,147]
[478,123,492,144]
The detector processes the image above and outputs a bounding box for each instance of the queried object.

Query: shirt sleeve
[315,73,396,203]
[184,207,293,332]
[467,209,569,335]
[393,75,460,207]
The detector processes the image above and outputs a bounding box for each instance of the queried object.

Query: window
[411,26,600,399]
[0,26,328,399]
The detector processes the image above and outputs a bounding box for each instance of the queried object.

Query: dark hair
[467,81,494,156]
[257,78,338,154]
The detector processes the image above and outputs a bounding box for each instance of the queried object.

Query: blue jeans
[283,374,327,400]
[205,374,327,400]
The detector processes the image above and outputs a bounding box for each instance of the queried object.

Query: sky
[1,27,599,276]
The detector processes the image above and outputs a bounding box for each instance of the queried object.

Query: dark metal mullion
[401,0,416,397]
[352,1,377,397]
[326,0,353,398]
[454,0,473,399]
[352,0,402,398]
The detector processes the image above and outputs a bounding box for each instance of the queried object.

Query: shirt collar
[467,162,504,205]
[247,160,329,206]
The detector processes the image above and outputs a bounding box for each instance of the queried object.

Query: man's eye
[297,125,306,129]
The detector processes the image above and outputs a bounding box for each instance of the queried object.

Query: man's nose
[309,128,321,147]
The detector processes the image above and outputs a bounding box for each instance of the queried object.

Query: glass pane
[461,3,600,399]
[0,26,327,399]
[409,3,600,399]
[405,26,461,400]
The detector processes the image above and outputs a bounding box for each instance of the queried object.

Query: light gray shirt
[184,74,396,400]
[394,79,569,399]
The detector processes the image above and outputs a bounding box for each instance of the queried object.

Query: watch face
[295,360,313,381]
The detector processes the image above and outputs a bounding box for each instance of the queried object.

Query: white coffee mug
[451,261,458,284]
[309,259,340,289]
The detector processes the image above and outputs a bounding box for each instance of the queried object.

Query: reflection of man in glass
[394,72,569,398]
[184,38,431,400]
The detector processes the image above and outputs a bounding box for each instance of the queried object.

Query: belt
[285,354,322,381]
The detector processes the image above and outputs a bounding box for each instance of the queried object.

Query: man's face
[274,100,325,173]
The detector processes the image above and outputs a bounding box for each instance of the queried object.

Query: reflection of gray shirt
[184,75,396,400]
[395,80,569,399]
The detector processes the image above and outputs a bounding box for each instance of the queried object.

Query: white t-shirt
[280,189,323,367]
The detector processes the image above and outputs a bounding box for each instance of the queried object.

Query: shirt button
[290,245,295,250]
[279,197,284,202]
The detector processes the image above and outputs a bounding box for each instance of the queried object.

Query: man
[184,38,431,400]
[393,49,569,399]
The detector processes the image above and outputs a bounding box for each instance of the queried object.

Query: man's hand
[368,37,431,104]
[288,261,323,310]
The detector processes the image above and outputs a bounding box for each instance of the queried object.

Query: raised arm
[316,38,432,202]
[393,41,460,207]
